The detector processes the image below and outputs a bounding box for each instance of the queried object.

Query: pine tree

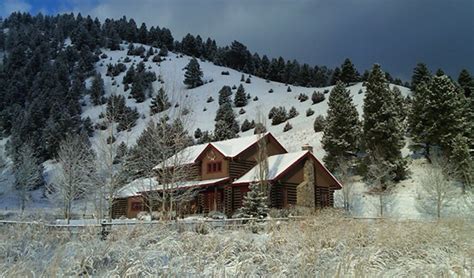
[411,75,466,156]
[218,85,232,105]
[411,63,431,89]
[123,65,135,84]
[322,81,360,171]
[130,78,146,102]
[340,58,359,84]
[214,102,239,140]
[240,182,269,219]
[450,134,472,191]
[150,87,171,114]
[363,64,406,180]
[90,73,105,105]
[183,58,203,88]
[234,84,248,107]
[458,69,473,97]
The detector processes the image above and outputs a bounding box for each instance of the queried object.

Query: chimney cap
[301,144,313,152]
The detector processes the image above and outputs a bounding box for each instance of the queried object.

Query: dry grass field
[1,210,473,277]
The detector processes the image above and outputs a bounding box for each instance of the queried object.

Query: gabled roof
[233,151,308,184]
[153,132,286,170]
[115,177,159,198]
[233,151,343,189]
[140,177,230,193]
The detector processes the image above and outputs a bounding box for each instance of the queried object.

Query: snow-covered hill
[83,43,411,159]
[0,42,421,216]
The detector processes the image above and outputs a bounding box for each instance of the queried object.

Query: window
[207,161,222,173]
[131,202,143,211]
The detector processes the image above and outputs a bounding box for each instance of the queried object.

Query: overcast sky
[1,0,473,80]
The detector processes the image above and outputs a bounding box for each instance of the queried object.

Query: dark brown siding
[111,198,127,219]
[229,160,256,179]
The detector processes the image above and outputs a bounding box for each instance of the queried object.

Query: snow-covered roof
[141,177,229,192]
[153,133,273,170]
[233,151,309,184]
[115,177,159,198]
[153,144,208,170]
[210,133,269,157]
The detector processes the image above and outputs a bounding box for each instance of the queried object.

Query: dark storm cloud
[62,0,474,79]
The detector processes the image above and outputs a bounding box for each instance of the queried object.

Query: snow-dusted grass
[1,210,472,276]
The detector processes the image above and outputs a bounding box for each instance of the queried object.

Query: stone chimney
[301,144,313,153]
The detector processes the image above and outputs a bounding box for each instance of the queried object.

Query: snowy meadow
[1,210,473,277]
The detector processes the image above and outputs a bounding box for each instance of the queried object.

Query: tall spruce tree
[150,87,171,114]
[218,85,232,105]
[322,81,360,171]
[410,75,466,156]
[214,102,239,140]
[339,58,359,84]
[183,57,203,88]
[363,64,406,180]
[90,73,105,105]
[450,134,472,191]
[234,84,248,107]
[458,69,473,97]
[411,63,431,89]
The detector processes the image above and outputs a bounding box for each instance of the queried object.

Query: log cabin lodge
[111,132,342,218]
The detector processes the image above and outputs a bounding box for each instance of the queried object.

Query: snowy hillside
[83,43,411,158]
[0,42,421,216]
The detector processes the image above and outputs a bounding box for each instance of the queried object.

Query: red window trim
[131,202,143,211]
[207,161,222,173]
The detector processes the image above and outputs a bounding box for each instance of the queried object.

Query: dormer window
[207,162,222,173]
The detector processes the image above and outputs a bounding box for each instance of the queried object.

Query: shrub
[312,91,325,104]
[241,119,256,132]
[106,63,127,77]
[313,115,326,132]
[283,122,293,132]
[271,107,288,125]
[194,128,202,139]
[288,106,299,119]
[306,108,315,117]
[298,93,308,102]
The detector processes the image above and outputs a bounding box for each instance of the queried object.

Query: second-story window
[207,161,222,173]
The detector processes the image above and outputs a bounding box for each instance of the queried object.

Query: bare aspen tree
[417,156,458,219]
[335,158,356,213]
[49,135,95,224]
[366,152,395,218]
[13,144,42,212]
[254,111,270,200]
[131,82,195,219]
[93,90,136,222]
